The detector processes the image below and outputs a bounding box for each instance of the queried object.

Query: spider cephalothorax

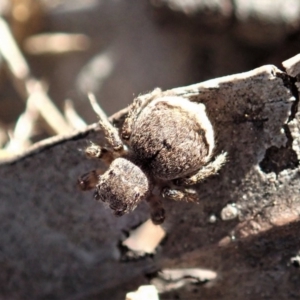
[78,90,226,224]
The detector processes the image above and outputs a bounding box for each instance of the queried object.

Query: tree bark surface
[1,57,300,300]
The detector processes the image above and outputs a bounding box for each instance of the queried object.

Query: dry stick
[0,17,72,135]
[64,99,87,130]
[0,19,29,80]
[5,95,39,153]
[24,33,90,55]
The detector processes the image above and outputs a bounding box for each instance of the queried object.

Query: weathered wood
[1,57,300,299]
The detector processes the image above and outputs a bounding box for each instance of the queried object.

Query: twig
[0,17,72,135]
[24,33,90,55]
[4,94,38,153]
[64,99,87,130]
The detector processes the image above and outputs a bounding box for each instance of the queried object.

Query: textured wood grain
[1,61,300,299]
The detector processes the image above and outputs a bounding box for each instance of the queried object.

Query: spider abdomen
[129,97,215,180]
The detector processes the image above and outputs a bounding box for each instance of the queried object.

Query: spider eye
[110,203,127,216]
[122,132,130,140]
[94,190,104,202]
[108,170,115,176]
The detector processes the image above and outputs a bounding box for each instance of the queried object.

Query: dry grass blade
[0,17,72,136]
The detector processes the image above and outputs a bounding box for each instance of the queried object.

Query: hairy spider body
[129,97,214,180]
[78,91,226,224]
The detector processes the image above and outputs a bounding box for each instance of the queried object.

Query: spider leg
[85,142,121,165]
[77,169,103,191]
[162,187,198,202]
[147,194,166,225]
[174,152,227,186]
[88,93,124,151]
[121,98,143,140]
[122,88,162,140]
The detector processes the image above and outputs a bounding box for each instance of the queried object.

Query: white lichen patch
[122,219,166,255]
[221,203,239,221]
[126,285,159,300]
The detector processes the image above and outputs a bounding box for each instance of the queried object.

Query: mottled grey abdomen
[130,98,211,180]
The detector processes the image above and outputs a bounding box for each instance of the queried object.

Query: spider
[78,89,226,224]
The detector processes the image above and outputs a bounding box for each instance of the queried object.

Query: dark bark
[1,58,300,299]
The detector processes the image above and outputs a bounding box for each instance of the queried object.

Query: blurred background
[1,1,300,299]
[0,0,300,158]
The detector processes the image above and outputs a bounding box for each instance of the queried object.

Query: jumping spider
[78,90,226,224]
